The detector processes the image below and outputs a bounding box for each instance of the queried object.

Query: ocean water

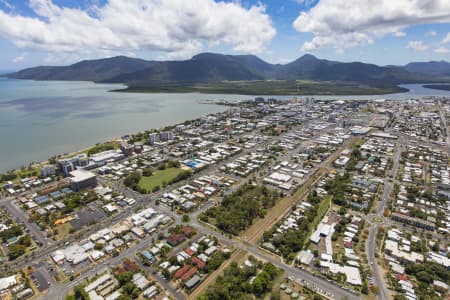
[0,79,232,172]
[0,78,449,172]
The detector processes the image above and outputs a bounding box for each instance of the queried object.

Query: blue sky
[1,0,450,69]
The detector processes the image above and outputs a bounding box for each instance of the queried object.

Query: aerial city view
[1,1,450,300]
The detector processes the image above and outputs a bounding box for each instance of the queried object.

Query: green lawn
[310,195,333,235]
[138,168,184,191]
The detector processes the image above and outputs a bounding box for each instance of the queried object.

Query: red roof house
[184,248,195,257]
[181,267,198,281]
[192,257,206,269]
[174,265,190,279]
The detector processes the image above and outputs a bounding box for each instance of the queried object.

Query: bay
[1,78,450,172]
[0,79,232,172]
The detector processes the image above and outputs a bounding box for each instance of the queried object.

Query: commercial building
[57,154,89,176]
[69,169,97,192]
[120,142,134,157]
[89,150,124,166]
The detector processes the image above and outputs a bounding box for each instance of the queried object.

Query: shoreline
[2,79,450,175]
[0,104,229,175]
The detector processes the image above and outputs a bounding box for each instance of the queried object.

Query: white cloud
[426,30,437,36]
[301,32,372,52]
[407,41,429,52]
[441,33,450,45]
[394,31,406,37]
[435,46,450,54]
[0,0,276,57]
[12,53,27,63]
[293,0,450,51]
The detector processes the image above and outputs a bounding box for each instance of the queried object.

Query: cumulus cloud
[293,0,450,51]
[407,41,429,52]
[426,30,437,36]
[0,0,276,57]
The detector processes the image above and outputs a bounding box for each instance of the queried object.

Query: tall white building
[149,133,160,145]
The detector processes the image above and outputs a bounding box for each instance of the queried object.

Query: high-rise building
[40,165,55,177]
[160,131,174,141]
[149,133,160,145]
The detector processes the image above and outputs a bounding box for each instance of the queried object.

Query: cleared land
[113,80,407,95]
[138,167,184,191]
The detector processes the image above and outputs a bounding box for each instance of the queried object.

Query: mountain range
[6,53,450,90]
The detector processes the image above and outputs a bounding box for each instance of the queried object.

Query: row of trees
[123,171,142,191]
[0,172,18,182]
[87,143,116,156]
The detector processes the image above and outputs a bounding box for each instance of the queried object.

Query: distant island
[112,80,409,95]
[5,53,450,95]
[423,84,450,92]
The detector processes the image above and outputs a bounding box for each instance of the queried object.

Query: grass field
[55,223,74,241]
[138,168,184,191]
[309,195,332,236]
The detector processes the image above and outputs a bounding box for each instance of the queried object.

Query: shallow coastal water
[0,79,232,172]
[0,79,449,172]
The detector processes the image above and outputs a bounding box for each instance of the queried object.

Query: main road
[367,135,404,300]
